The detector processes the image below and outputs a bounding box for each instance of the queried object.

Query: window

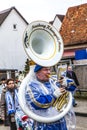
[13,24,17,30]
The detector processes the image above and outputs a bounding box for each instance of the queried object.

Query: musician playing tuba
[25,64,67,130]
[18,21,76,130]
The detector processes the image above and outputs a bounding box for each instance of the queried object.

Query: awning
[63,51,75,58]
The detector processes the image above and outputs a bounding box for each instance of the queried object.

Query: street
[0,125,9,130]
[75,116,87,130]
[0,115,87,130]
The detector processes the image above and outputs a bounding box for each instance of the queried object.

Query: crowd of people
[0,77,33,130]
[0,64,79,130]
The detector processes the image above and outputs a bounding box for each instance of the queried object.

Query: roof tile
[60,3,87,46]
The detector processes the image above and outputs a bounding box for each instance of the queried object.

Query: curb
[75,112,87,117]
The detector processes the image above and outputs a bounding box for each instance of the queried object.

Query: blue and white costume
[5,87,33,130]
[25,76,68,130]
[15,64,76,130]
[14,89,34,130]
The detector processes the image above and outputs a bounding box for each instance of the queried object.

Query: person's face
[7,80,15,89]
[36,67,51,82]
[67,66,72,71]
[1,80,6,84]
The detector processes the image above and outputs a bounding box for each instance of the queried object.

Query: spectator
[18,71,24,83]
[66,65,79,107]
[0,77,6,124]
[0,77,6,88]
[1,78,17,130]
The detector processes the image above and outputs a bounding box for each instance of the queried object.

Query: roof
[60,3,87,46]
[49,20,54,25]
[0,6,28,25]
[55,14,65,22]
[49,14,64,25]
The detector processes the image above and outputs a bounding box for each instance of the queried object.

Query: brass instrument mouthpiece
[47,74,57,81]
[47,74,51,78]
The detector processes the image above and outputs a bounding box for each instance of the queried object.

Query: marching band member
[25,64,68,130]
[15,88,34,130]
[18,20,76,130]
[1,78,33,130]
[1,78,17,130]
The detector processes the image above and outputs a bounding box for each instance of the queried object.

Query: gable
[55,14,64,22]
[0,7,28,26]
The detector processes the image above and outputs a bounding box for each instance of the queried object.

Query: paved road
[0,125,9,130]
[74,99,87,116]
[75,116,87,130]
[0,116,87,130]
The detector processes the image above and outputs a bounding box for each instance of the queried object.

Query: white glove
[53,88,62,98]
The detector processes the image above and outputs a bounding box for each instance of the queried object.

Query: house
[60,3,87,61]
[0,7,29,79]
[49,14,64,31]
[59,3,87,89]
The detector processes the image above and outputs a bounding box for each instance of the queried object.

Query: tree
[24,58,30,76]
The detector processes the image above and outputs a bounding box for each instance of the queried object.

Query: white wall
[53,17,62,31]
[0,9,28,71]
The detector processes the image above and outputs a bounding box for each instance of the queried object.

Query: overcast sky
[0,0,87,23]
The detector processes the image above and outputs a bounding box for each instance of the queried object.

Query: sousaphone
[18,21,72,123]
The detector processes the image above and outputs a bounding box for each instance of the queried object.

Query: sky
[0,0,87,23]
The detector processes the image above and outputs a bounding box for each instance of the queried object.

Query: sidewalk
[74,98,87,117]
